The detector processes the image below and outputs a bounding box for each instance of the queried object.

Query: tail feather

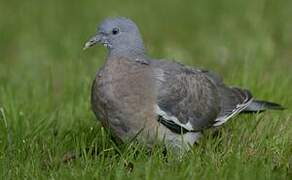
[242,100,285,113]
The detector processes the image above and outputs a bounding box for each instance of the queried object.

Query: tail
[242,100,285,113]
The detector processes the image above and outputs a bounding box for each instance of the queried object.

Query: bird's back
[151,59,253,130]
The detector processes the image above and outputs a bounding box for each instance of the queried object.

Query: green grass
[0,0,291,179]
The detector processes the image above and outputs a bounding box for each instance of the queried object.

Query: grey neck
[108,45,149,63]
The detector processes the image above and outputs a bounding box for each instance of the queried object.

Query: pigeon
[84,17,284,151]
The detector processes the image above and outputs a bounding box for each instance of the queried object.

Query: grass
[0,0,291,179]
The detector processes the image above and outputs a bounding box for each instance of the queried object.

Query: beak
[83,34,101,50]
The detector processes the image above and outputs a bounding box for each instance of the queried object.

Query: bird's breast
[92,58,159,140]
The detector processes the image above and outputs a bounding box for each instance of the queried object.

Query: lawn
[0,0,291,179]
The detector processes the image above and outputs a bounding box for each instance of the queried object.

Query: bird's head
[84,17,145,57]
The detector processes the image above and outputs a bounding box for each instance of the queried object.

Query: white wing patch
[213,97,253,127]
[156,95,253,130]
[155,105,194,131]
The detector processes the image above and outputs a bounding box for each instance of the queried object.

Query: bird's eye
[112,27,120,35]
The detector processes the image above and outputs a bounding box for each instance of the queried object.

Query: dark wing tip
[243,100,286,114]
[255,100,286,110]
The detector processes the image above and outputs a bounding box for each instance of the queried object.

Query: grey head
[84,17,146,58]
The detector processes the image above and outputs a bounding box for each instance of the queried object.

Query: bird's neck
[107,46,149,63]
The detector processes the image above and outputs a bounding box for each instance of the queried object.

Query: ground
[0,0,291,179]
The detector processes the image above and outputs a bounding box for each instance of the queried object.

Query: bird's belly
[93,76,158,142]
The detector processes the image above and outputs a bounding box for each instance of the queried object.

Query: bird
[84,17,284,152]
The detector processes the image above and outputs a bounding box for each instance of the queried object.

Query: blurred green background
[0,0,291,179]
